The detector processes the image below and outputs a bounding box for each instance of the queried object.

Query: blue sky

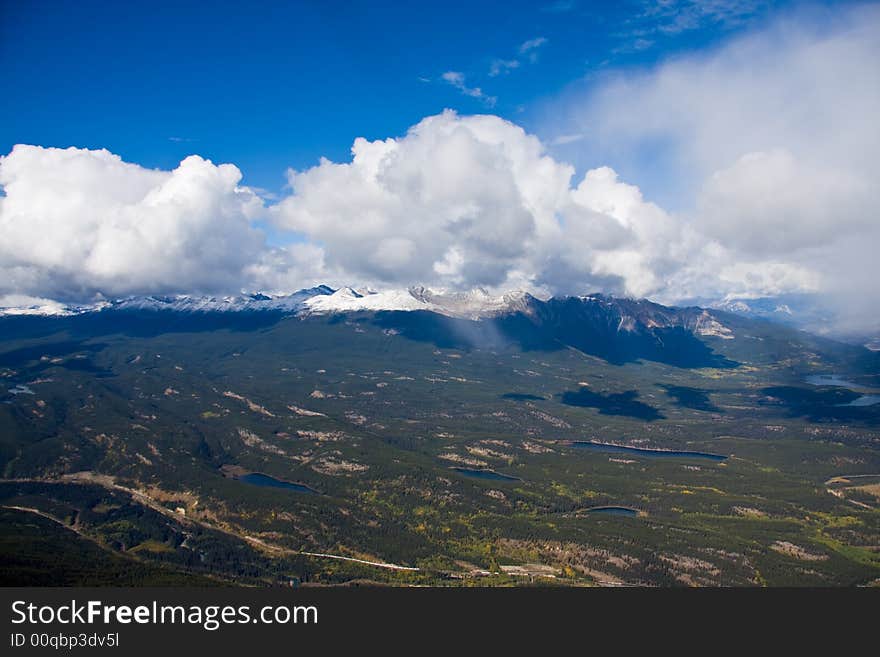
[2,0,878,334]
[2,0,811,192]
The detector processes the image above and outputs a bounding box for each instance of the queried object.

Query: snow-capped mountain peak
[302,287,440,314]
[296,286,546,318]
[406,286,539,319]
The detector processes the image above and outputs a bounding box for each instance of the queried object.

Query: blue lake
[805,374,861,388]
[585,506,639,517]
[805,374,880,406]
[238,472,318,494]
[452,467,521,481]
[570,440,727,461]
[841,395,880,407]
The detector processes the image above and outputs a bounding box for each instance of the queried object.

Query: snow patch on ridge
[691,310,735,339]
[302,287,442,314]
[0,294,104,316]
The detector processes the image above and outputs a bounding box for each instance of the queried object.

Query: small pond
[451,467,521,481]
[585,506,639,517]
[237,472,318,494]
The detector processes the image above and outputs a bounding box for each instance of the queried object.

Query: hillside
[1,293,878,586]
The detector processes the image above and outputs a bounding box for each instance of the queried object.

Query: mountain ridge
[0,286,746,368]
[0,284,728,328]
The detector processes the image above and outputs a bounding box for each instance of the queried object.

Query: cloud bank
[543,2,880,333]
[0,5,877,335]
[0,145,322,301]
[271,109,821,305]
[0,112,810,311]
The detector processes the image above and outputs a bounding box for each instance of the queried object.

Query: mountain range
[2,281,879,586]
[0,286,746,367]
[1,284,735,327]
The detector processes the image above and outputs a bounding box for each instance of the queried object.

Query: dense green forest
[1,310,878,586]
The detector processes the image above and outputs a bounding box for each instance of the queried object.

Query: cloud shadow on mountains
[661,385,722,413]
[761,385,880,425]
[559,388,664,421]
[371,310,738,369]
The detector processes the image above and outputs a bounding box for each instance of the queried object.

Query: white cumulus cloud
[271,110,782,302]
[539,3,880,333]
[0,145,322,300]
